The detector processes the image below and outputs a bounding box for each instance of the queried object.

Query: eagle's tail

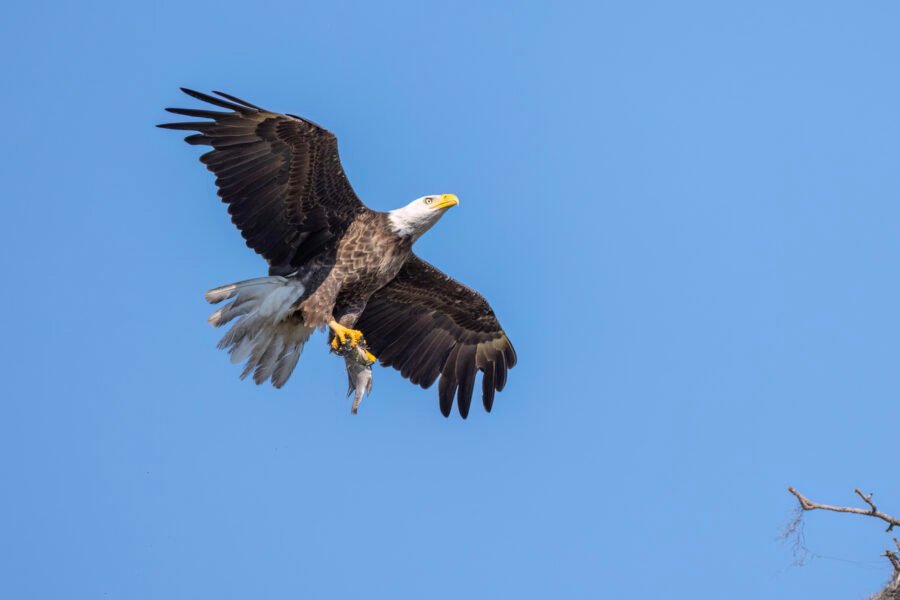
[205,276,313,388]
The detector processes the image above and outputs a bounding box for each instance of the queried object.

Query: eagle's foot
[329,320,365,350]
[362,348,377,365]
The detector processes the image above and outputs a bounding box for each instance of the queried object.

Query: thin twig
[856,488,878,513]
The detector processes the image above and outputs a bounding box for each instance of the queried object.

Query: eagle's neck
[386,207,438,242]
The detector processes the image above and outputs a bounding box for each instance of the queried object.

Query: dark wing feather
[158,88,366,268]
[357,256,517,418]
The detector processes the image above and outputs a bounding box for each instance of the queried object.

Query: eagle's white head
[387,194,459,241]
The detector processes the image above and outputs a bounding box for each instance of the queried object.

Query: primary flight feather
[159,88,516,417]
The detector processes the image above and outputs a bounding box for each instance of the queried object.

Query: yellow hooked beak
[431,193,459,210]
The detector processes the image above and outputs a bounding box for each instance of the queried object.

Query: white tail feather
[205,277,312,388]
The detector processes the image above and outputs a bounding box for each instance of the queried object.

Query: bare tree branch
[788,487,900,533]
[787,488,900,599]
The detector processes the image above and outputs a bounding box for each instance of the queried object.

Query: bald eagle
[159,89,516,417]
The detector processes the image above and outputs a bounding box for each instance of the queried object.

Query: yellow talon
[363,349,377,364]
[329,320,364,349]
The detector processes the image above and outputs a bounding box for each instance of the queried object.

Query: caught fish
[334,342,375,414]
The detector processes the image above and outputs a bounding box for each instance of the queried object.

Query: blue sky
[2,1,899,598]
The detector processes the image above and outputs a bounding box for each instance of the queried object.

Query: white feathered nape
[205,276,312,388]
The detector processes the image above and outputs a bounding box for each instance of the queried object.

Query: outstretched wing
[357,256,517,418]
[159,88,366,268]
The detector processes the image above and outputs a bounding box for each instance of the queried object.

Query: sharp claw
[328,321,366,351]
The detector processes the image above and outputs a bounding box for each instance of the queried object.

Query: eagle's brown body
[298,211,412,328]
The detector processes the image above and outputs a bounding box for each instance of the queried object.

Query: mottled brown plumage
[159,89,516,417]
[298,211,413,328]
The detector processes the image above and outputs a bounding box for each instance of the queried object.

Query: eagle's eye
[424,197,433,205]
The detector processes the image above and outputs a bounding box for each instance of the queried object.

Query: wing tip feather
[179,87,253,113]
[213,90,263,110]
